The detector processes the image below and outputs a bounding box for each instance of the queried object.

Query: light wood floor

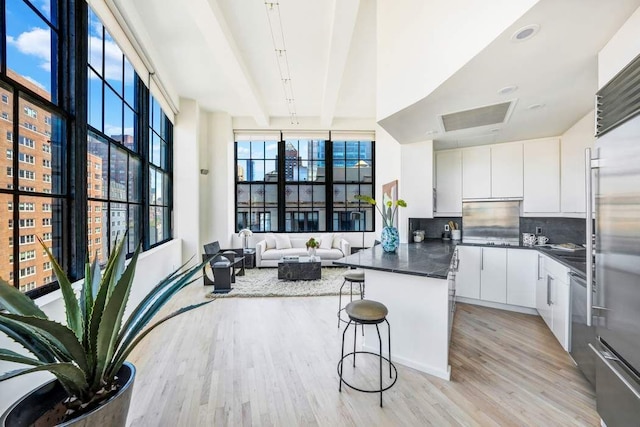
[126,286,598,426]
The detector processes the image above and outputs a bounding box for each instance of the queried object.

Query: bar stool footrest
[337,351,398,393]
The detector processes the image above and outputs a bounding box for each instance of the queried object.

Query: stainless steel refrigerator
[585,55,640,426]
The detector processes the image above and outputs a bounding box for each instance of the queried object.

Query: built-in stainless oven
[569,272,597,386]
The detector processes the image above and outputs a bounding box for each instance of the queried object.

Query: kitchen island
[334,241,457,380]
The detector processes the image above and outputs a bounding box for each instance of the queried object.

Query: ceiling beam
[186,0,269,126]
[320,0,361,127]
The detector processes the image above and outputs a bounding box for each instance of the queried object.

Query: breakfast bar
[334,241,457,380]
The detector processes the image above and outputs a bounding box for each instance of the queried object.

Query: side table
[243,248,256,269]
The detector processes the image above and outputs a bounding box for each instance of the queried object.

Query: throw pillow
[275,234,292,250]
[264,233,276,249]
[319,233,334,250]
[332,233,344,249]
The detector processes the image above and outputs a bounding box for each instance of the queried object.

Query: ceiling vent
[440,101,514,132]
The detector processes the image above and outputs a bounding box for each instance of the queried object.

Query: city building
[0,71,55,292]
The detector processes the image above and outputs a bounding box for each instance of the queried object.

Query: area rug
[205,267,360,298]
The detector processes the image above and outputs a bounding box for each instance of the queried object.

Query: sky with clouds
[7,1,136,138]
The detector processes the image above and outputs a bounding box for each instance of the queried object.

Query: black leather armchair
[202,242,245,293]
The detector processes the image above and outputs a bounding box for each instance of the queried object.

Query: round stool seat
[344,269,365,282]
[345,300,388,323]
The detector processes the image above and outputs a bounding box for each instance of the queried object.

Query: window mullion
[277,135,285,232]
[325,139,333,231]
[11,89,19,288]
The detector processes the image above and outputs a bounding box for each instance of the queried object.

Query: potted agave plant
[0,235,213,426]
[354,194,407,253]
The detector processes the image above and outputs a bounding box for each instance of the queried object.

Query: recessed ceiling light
[497,85,518,95]
[527,103,545,110]
[511,24,540,42]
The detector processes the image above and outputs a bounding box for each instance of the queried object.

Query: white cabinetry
[462,147,491,199]
[535,253,570,350]
[480,247,507,303]
[435,150,462,215]
[535,254,552,326]
[458,247,538,309]
[461,144,523,200]
[506,249,537,308]
[491,143,523,198]
[523,139,560,213]
[455,246,481,299]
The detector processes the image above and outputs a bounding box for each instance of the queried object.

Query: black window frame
[0,0,174,299]
[234,132,375,234]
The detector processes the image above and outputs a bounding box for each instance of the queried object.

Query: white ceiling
[112,0,377,126]
[110,0,640,143]
[378,0,640,149]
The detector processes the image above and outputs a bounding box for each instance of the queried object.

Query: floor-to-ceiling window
[148,95,172,246]
[0,0,67,294]
[283,138,326,232]
[234,131,375,233]
[331,138,374,232]
[235,135,279,232]
[0,0,174,296]
[86,7,142,262]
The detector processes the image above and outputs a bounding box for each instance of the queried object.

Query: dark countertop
[537,248,588,279]
[334,239,588,280]
[334,239,457,279]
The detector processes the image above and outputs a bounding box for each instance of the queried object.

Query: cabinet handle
[537,255,542,280]
[589,343,640,401]
[481,249,484,271]
[546,275,552,306]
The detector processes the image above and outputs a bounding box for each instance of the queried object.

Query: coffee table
[278,256,321,280]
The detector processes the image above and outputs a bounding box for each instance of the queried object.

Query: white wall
[376,0,537,120]
[401,140,434,241]
[374,125,402,241]
[560,110,596,215]
[0,239,182,415]
[174,99,202,262]
[598,5,640,88]
[201,112,236,248]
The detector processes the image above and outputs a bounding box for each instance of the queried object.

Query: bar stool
[337,299,397,407]
[337,269,365,328]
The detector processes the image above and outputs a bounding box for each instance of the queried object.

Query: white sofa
[255,233,350,267]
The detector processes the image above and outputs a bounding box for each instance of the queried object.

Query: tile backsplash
[409,216,587,244]
[409,217,462,240]
[519,217,587,245]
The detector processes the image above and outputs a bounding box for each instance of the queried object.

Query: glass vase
[381,226,399,253]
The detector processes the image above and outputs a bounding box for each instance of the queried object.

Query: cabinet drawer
[544,255,569,282]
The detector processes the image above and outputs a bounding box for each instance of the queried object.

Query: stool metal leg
[385,318,392,378]
[375,323,383,407]
[349,282,353,302]
[339,320,351,392]
[337,279,347,328]
[360,283,365,336]
[353,322,357,367]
